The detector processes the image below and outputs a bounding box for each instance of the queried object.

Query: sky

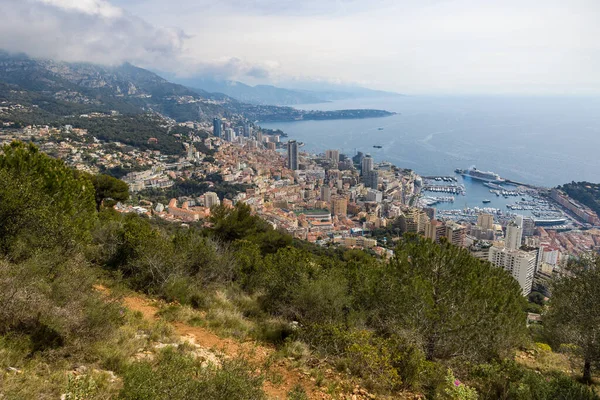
[1,0,599,94]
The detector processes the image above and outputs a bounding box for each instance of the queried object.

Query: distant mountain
[0,51,233,122]
[168,77,324,105]
[168,76,404,106]
[0,51,396,129]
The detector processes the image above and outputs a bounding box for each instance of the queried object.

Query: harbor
[422,168,577,228]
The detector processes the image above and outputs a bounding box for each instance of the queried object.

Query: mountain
[168,77,325,105]
[0,51,233,122]
[168,76,404,106]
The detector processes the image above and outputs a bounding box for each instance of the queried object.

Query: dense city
[2,112,599,299]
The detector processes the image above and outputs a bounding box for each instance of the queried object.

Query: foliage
[442,369,478,400]
[88,173,130,210]
[467,360,600,400]
[0,253,123,356]
[0,141,97,257]
[545,254,600,383]
[559,182,600,219]
[287,384,309,400]
[373,236,527,362]
[119,348,265,400]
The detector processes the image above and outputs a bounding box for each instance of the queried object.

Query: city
[3,113,599,298]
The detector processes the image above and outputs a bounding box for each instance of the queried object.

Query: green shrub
[467,360,600,400]
[254,318,296,345]
[120,348,265,400]
[345,330,402,392]
[287,384,309,400]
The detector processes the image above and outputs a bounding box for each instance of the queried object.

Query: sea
[260,96,600,214]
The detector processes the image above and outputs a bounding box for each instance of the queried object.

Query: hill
[0,51,395,129]
[0,142,599,399]
[0,51,232,122]
[174,76,403,106]
[558,181,600,218]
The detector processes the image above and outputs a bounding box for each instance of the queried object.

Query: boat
[373,145,382,149]
[378,128,384,131]
[459,167,505,183]
[482,199,491,204]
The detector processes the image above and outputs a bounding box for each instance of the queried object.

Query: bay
[260,96,600,187]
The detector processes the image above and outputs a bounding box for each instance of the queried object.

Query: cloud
[3,0,600,93]
[0,0,277,82]
[0,0,186,68]
[37,0,123,18]
[172,57,281,81]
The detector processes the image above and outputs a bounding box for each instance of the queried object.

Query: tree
[0,141,97,257]
[374,236,527,362]
[546,255,600,383]
[89,173,130,210]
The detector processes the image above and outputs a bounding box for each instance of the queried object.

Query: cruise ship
[455,167,505,183]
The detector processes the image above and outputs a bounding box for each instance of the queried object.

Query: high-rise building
[424,219,447,243]
[224,128,235,142]
[477,213,494,230]
[505,221,523,251]
[320,186,331,203]
[267,142,276,151]
[256,131,263,144]
[243,123,252,137]
[213,118,222,138]
[331,196,348,216]
[325,149,340,162]
[352,151,365,165]
[522,217,535,237]
[363,170,379,190]
[488,246,535,295]
[287,140,299,170]
[471,225,494,241]
[361,154,373,176]
[204,192,220,208]
[445,222,466,247]
[404,208,430,234]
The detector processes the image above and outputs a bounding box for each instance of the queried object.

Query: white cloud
[2,0,600,94]
[36,0,123,18]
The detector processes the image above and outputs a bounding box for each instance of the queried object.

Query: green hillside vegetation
[559,182,600,219]
[1,141,599,399]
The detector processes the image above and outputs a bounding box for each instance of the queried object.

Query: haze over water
[260,96,600,187]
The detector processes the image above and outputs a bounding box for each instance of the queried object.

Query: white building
[542,247,561,266]
[488,246,535,295]
[361,154,373,176]
[477,213,494,230]
[204,192,220,208]
[325,149,340,162]
[505,222,523,251]
[366,189,383,203]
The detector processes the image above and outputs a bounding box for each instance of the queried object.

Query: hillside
[1,142,599,400]
[559,181,600,219]
[0,51,395,126]
[182,78,326,105]
[0,51,233,123]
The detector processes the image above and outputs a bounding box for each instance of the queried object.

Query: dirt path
[121,294,323,400]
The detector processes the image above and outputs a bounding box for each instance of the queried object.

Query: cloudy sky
[1,0,599,94]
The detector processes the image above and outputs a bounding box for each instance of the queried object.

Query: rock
[74,365,88,374]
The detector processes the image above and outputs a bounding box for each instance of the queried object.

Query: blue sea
[260,96,600,188]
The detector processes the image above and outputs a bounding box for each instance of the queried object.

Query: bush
[120,348,265,400]
[287,384,309,400]
[345,330,402,393]
[467,360,600,400]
